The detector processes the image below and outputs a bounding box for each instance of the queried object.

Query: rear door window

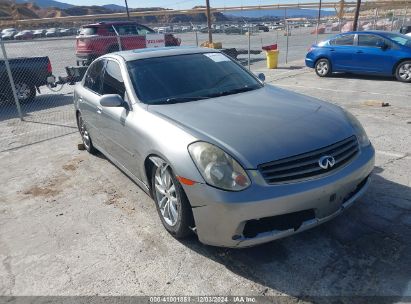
[115,25,138,36]
[330,34,355,46]
[358,34,385,47]
[84,59,105,94]
[136,24,155,35]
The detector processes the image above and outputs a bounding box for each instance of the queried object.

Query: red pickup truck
[75,21,181,65]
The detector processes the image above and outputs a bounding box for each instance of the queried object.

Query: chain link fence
[0,5,409,152]
[0,35,78,152]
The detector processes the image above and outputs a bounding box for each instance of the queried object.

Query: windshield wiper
[151,86,260,105]
[159,96,211,104]
[216,86,259,97]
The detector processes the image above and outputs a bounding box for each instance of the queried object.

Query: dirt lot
[0,61,410,300]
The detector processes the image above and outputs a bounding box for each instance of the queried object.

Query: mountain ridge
[1,1,335,24]
[15,0,73,9]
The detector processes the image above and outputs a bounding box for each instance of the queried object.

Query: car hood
[148,85,355,169]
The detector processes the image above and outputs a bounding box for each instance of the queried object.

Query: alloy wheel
[398,63,411,81]
[78,115,91,150]
[154,164,179,227]
[316,61,329,76]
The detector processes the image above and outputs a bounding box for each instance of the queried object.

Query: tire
[315,58,332,77]
[14,81,36,103]
[395,61,411,83]
[77,112,97,154]
[151,161,194,238]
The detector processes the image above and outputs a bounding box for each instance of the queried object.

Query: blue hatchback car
[305,31,411,82]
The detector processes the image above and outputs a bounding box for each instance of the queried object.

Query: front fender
[135,108,206,190]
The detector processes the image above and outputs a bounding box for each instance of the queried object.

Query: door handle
[330,48,335,52]
[356,50,364,53]
[97,106,102,114]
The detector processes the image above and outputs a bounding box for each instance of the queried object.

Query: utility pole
[338,0,345,32]
[205,0,213,43]
[352,0,361,31]
[315,0,322,43]
[125,0,130,21]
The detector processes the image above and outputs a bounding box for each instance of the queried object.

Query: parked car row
[152,22,311,34]
[1,27,78,40]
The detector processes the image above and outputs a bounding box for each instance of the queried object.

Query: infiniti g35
[74,47,375,248]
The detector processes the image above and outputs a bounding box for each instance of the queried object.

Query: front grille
[259,136,359,184]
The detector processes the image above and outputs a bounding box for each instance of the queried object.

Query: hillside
[15,0,73,9]
[0,2,229,24]
[225,8,336,19]
[63,5,113,16]
[0,1,69,20]
[0,1,39,20]
[102,4,127,12]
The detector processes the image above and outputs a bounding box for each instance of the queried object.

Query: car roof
[108,46,220,62]
[337,30,396,36]
[83,21,143,27]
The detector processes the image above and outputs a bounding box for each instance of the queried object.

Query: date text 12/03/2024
[149,296,257,303]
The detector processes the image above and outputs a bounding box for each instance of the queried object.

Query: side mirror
[257,73,266,82]
[100,94,123,107]
[376,41,388,50]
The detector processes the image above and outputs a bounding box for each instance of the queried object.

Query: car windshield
[384,32,411,47]
[127,53,263,105]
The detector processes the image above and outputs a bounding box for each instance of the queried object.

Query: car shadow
[177,166,411,300]
[0,93,73,122]
[276,65,305,70]
[331,73,397,82]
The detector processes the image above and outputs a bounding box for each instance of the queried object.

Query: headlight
[344,111,370,147]
[188,142,251,191]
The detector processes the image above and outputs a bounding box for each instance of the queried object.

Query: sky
[60,0,325,9]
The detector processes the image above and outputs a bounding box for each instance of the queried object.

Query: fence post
[285,22,289,64]
[195,30,198,47]
[248,25,251,71]
[315,0,322,43]
[391,10,396,31]
[112,25,123,51]
[0,39,23,121]
[373,8,378,30]
[402,6,408,28]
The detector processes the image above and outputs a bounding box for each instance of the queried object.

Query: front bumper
[184,144,375,248]
[305,56,315,68]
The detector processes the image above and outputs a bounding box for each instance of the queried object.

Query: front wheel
[315,58,332,77]
[77,112,97,154]
[395,61,411,83]
[14,81,36,103]
[151,161,194,238]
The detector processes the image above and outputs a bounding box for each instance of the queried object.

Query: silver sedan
[74,47,375,248]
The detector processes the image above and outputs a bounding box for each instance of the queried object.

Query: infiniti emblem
[318,155,336,170]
